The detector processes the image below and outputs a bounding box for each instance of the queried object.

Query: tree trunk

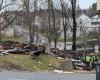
[60,0,67,52]
[71,0,77,51]
[50,0,57,48]
[29,24,33,45]
[47,0,51,46]
[64,17,67,51]
[26,0,35,44]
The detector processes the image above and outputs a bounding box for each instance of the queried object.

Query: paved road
[0,71,95,80]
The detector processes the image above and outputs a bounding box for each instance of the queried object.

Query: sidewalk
[53,69,96,74]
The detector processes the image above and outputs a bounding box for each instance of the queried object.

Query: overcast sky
[79,0,96,9]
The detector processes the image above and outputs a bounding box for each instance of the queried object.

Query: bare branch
[1,14,17,31]
[0,0,3,10]
[0,0,15,11]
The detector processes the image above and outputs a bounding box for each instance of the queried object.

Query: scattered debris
[53,70,74,74]
[0,41,46,57]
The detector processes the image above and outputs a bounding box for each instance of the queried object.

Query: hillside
[0,54,59,72]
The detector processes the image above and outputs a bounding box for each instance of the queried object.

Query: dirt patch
[0,61,26,71]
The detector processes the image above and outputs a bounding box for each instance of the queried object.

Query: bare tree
[60,0,67,52]
[33,0,38,43]
[21,0,38,44]
[47,0,51,46]
[60,0,73,53]
[48,0,57,48]
[0,0,18,41]
[21,0,33,44]
[47,0,61,48]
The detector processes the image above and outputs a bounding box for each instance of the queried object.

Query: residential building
[60,13,91,38]
[91,15,100,32]
[97,0,100,11]
[76,13,92,37]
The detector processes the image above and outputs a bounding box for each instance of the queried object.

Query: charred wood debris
[0,41,46,58]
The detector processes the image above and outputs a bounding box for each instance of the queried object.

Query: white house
[76,13,91,35]
[97,0,100,10]
[60,13,91,38]
[51,42,72,50]
[91,15,100,32]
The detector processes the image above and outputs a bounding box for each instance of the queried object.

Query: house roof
[91,15,100,19]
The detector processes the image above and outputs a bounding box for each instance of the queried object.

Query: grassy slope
[0,54,59,71]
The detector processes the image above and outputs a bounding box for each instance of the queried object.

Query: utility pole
[71,0,77,51]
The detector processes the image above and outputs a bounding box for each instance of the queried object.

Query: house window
[91,22,100,25]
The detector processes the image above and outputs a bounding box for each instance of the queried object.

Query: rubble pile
[0,40,46,57]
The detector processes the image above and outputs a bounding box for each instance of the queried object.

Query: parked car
[71,59,85,69]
